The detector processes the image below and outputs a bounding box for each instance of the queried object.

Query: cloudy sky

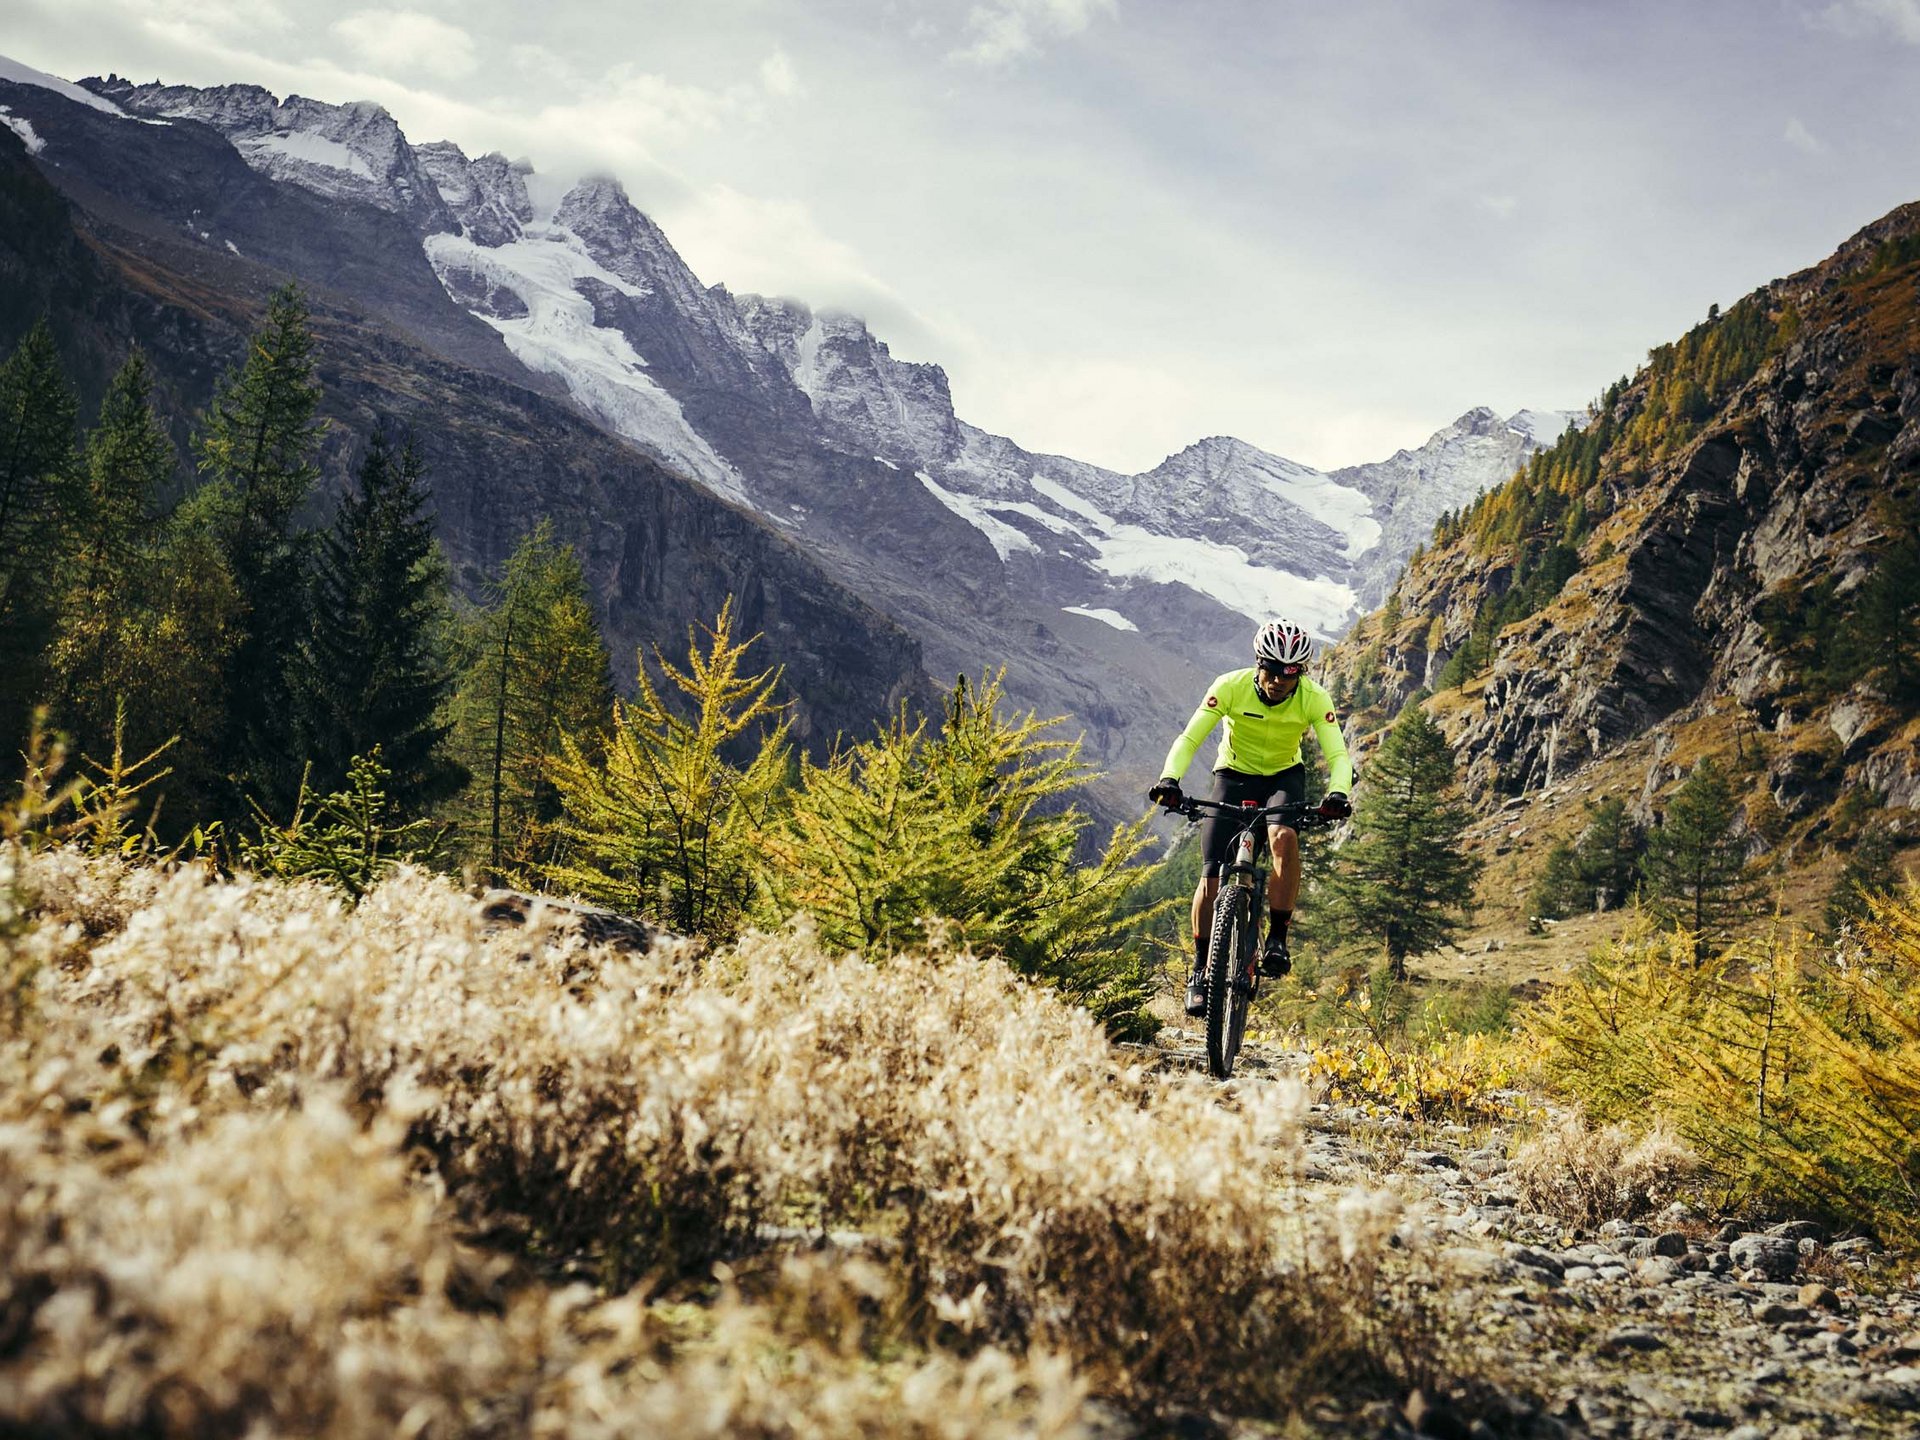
[7,0,1920,471]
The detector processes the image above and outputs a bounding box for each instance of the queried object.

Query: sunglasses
[1258,663,1305,679]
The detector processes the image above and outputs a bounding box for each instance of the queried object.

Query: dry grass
[0,846,1455,1435]
[1507,1112,1702,1227]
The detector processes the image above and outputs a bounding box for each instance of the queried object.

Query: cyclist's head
[1253,620,1311,700]
[1255,620,1312,671]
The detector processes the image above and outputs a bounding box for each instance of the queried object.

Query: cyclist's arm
[1161,694,1224,781]
[1309,704,1355,794]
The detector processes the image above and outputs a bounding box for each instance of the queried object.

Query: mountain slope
[0,84,931,752]
[1327,201,1920,832]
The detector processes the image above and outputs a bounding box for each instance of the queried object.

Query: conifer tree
[1640,758,1761,957]
[297,426,464,815]
[1853,496,1920,703]
[1322,705,1483,977]
[194,283,324,815]
[1572,796,1643,910]
[1527,839,1584,921]
[545,600,788,938]
[757,672,1157,1028]
[46,349,174,756]
[0,320,80,749]
[447,521,614,876]
[1826,822,1899,934]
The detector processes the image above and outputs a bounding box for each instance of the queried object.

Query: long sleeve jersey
[1160,668,1355,793]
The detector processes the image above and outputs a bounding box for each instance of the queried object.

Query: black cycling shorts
[1199,765,1306,877]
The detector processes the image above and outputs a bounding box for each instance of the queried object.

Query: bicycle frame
[1165,798,1337,1078]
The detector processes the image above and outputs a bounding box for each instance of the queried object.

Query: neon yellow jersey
[1160,668,1354,792]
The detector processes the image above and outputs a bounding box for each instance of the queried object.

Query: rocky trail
[1133,1036,1920,1440]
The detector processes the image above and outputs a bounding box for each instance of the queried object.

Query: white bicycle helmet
[1254,619,1314,668]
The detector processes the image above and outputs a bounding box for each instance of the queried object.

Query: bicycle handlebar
[1167,797,1342,830]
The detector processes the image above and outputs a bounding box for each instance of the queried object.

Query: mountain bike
[1171,798,1341,1079]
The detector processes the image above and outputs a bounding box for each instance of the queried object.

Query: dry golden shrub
[0,850,1449,1434]
[1508,1111,1701,1227]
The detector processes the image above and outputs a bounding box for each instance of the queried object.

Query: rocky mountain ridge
[81,69,1574,639]
[1326,200,1920,834]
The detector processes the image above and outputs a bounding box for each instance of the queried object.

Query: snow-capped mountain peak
[45,64,1579,646]
[89,76,455,234]
[2,56,133,117]
[415,142,531,247]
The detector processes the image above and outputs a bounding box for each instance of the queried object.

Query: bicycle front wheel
[1205,884,1253,1079]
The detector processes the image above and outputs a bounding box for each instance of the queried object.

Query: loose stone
[1798,1282,1841,1312]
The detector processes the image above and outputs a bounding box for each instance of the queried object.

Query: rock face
[1333,405,1577,611]
[1328,200,1920,816]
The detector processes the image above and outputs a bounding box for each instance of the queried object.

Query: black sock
[1269,909,1291,942]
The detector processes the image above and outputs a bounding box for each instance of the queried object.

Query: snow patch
[0,55,131,116]
[872,455,899,470]
[983,497,1081,536]
[1240,454,1380,557]
[224,239,242,256]
[1062,606,1137,632]
[0,107,44,154]
[917,471,1039,562]
[1506,409,1584,446]
[1027,473,1353,635]
[240,130,376,180]
[1091,530,1356,637]
[1027,473,1113,529]
[425,229,748,506]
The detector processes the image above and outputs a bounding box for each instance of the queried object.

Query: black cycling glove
[1148,778,1184,810]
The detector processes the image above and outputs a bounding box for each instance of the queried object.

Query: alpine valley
[0,57,1578,818]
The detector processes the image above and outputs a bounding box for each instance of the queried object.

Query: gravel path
[1130,1038,1920,1439]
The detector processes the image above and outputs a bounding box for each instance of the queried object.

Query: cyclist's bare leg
[1266,823,1300,913]
[1190,873,1221,963]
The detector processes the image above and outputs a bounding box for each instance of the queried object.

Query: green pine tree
[758,672,1158,1032]
[1527,839,1584,921]
[1852,497,1920,704]
[297,426,464,816]
[1322,705,1484,978]
[45,348,175,757]
[446,521,614,877]
[1826,822,1899,934]
[1573,796,1643,911]
[1640,758,1761,957]
[544,600,788,939]
[194,283,325,816]
[0,320,80,749]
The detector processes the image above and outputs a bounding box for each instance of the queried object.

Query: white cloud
[1814,0,1920,42]
[510,43,577,87]
[1479,194,1519,219]
[758,50,801,98]
[662,183,940,340]
[952,0,1118,65]
[332,9,477,80]
[1783,116,1824,153]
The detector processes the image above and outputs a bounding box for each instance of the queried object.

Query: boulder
[1730,1234,1801,1281]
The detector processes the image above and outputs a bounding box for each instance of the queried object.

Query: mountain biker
[1148,619,1354,1017]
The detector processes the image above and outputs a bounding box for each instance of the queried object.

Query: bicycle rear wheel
[1205,885,1254,1078]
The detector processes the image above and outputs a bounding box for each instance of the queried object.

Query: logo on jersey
[1326,711,1336,723]
[1206,695,1218,708]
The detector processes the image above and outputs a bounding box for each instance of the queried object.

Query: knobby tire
[1205,884,1253,1079]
